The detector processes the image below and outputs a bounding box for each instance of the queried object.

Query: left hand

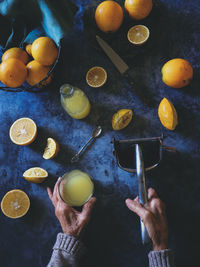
[47,177,96,238]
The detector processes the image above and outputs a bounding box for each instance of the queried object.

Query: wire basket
[0,42,61,93]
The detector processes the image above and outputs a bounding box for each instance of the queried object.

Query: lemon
[112,109,133,130]
[25,44,32,57]
[158,98,178,130]
[86,66,107,88]
[9,118,37,146]
[127,25,150,46]
[43,138,59,159]
[1,189,30,219]
[23,167,48,183]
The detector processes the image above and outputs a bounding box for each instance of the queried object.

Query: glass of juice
[58,170,94,207]
[60,84,91,119]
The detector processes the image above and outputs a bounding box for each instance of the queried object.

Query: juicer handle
[135,144,150,245]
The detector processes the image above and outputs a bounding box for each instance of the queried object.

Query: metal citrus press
[112,136,163,244]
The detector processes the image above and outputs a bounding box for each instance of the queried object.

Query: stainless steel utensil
[112,136,163,244]
[71,126,102,163]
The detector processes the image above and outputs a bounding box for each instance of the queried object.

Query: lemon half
[127,25,150,46]
[158,98,178,130]
[43,138,59,159]
[23,167,48,183]
[9,118,37,146]
[112,109,133,130]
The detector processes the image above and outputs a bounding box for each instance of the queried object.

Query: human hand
[125,188,168,251]
[47,177,96,238]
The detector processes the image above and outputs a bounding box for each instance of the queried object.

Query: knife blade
[96,35,129,74]
[96,35,156,107]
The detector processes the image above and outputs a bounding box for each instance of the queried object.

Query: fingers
[47,187,53,201]
[53,177,62,199]
[148,188,158,200]
[80,197,96,222]
[125,198,147,221]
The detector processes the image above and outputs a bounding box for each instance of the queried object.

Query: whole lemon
[161,58,193,88]
[31,37,58,66]
[158,98,178,130]
[125,0,153,20]
[2,47,29,64]
[95,1,123,33]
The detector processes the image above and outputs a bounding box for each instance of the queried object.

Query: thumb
[125,198,147,220]
[81,197,96,221]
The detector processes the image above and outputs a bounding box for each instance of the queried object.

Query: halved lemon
[9,118,37,146]
[23,167,48,183]
[158,98,178,130]
[1,189,30,219]
[127,25,150,45]
[86,66,107,88]
[112,109,133,130]
[43,138,59,159]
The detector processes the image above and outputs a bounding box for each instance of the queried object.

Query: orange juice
[58,170,94,206]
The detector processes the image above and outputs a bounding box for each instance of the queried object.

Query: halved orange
[23,167,48,183]
[127,25,150,45]
[1,189,30,219]
[86,66,107,88]
[9,118,37,146]
[43,138,59,159]
[112,109,133,130]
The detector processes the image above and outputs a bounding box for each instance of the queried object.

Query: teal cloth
[0,0,78,48]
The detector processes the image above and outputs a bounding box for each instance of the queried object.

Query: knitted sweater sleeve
[148,249,176,267]
[47,233,86,267]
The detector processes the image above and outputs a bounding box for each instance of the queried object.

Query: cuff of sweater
[53,233,86,259]
[148,249,175,267]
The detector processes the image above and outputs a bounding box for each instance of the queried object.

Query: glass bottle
[60,84,91,119]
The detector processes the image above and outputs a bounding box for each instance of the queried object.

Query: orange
[161,58,193,88]
[23,167,48,183]
[26,60,52,87]
[158,98,178,130]
[2,47,29,64]
[125,0,153,20]
[31,37,58,66]
[95,1,123,33]
[1,189,30,219]
[127,25,150,45]
[0,58,27,88]
[25,44,32,57]
[112,109,133,130]
[9,117,37,145]
[86,66,107,88]
[43,138,59,159]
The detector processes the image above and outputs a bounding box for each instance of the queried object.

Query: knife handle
[123,70,156,107]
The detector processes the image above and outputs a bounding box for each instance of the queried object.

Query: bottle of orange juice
[60,84,91,119]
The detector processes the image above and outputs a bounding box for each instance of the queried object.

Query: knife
[96,35,154,106]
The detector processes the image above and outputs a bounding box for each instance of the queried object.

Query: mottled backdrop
[0,0,200,266]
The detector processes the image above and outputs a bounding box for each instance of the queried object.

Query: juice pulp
[61,89,91,119]
[60,170,94,206]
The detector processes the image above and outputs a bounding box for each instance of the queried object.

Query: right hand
[125,188,168,251]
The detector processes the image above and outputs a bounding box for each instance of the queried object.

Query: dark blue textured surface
[0,0,200,266]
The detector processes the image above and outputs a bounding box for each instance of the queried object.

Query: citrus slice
[86,66,107,88]
[1,189,30,219]
[158,98,178,130]
[9,118,37,146]
[112,109,133,130]
[23,167,48,183]
[43,138,59,159]
[127,25,150,45]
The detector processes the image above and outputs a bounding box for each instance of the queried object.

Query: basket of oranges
[0,36,60,92]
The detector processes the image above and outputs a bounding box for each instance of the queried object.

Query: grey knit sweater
[47,233,175,267]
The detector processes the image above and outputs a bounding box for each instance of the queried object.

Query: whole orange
[125,0,153,20]
[2,47,29,64]
[26,60,52,87]
[95,1,123,33]
[31,37,58,66]
[25,44,32,57]
[161,58,193,88]
[0,58,27,88]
